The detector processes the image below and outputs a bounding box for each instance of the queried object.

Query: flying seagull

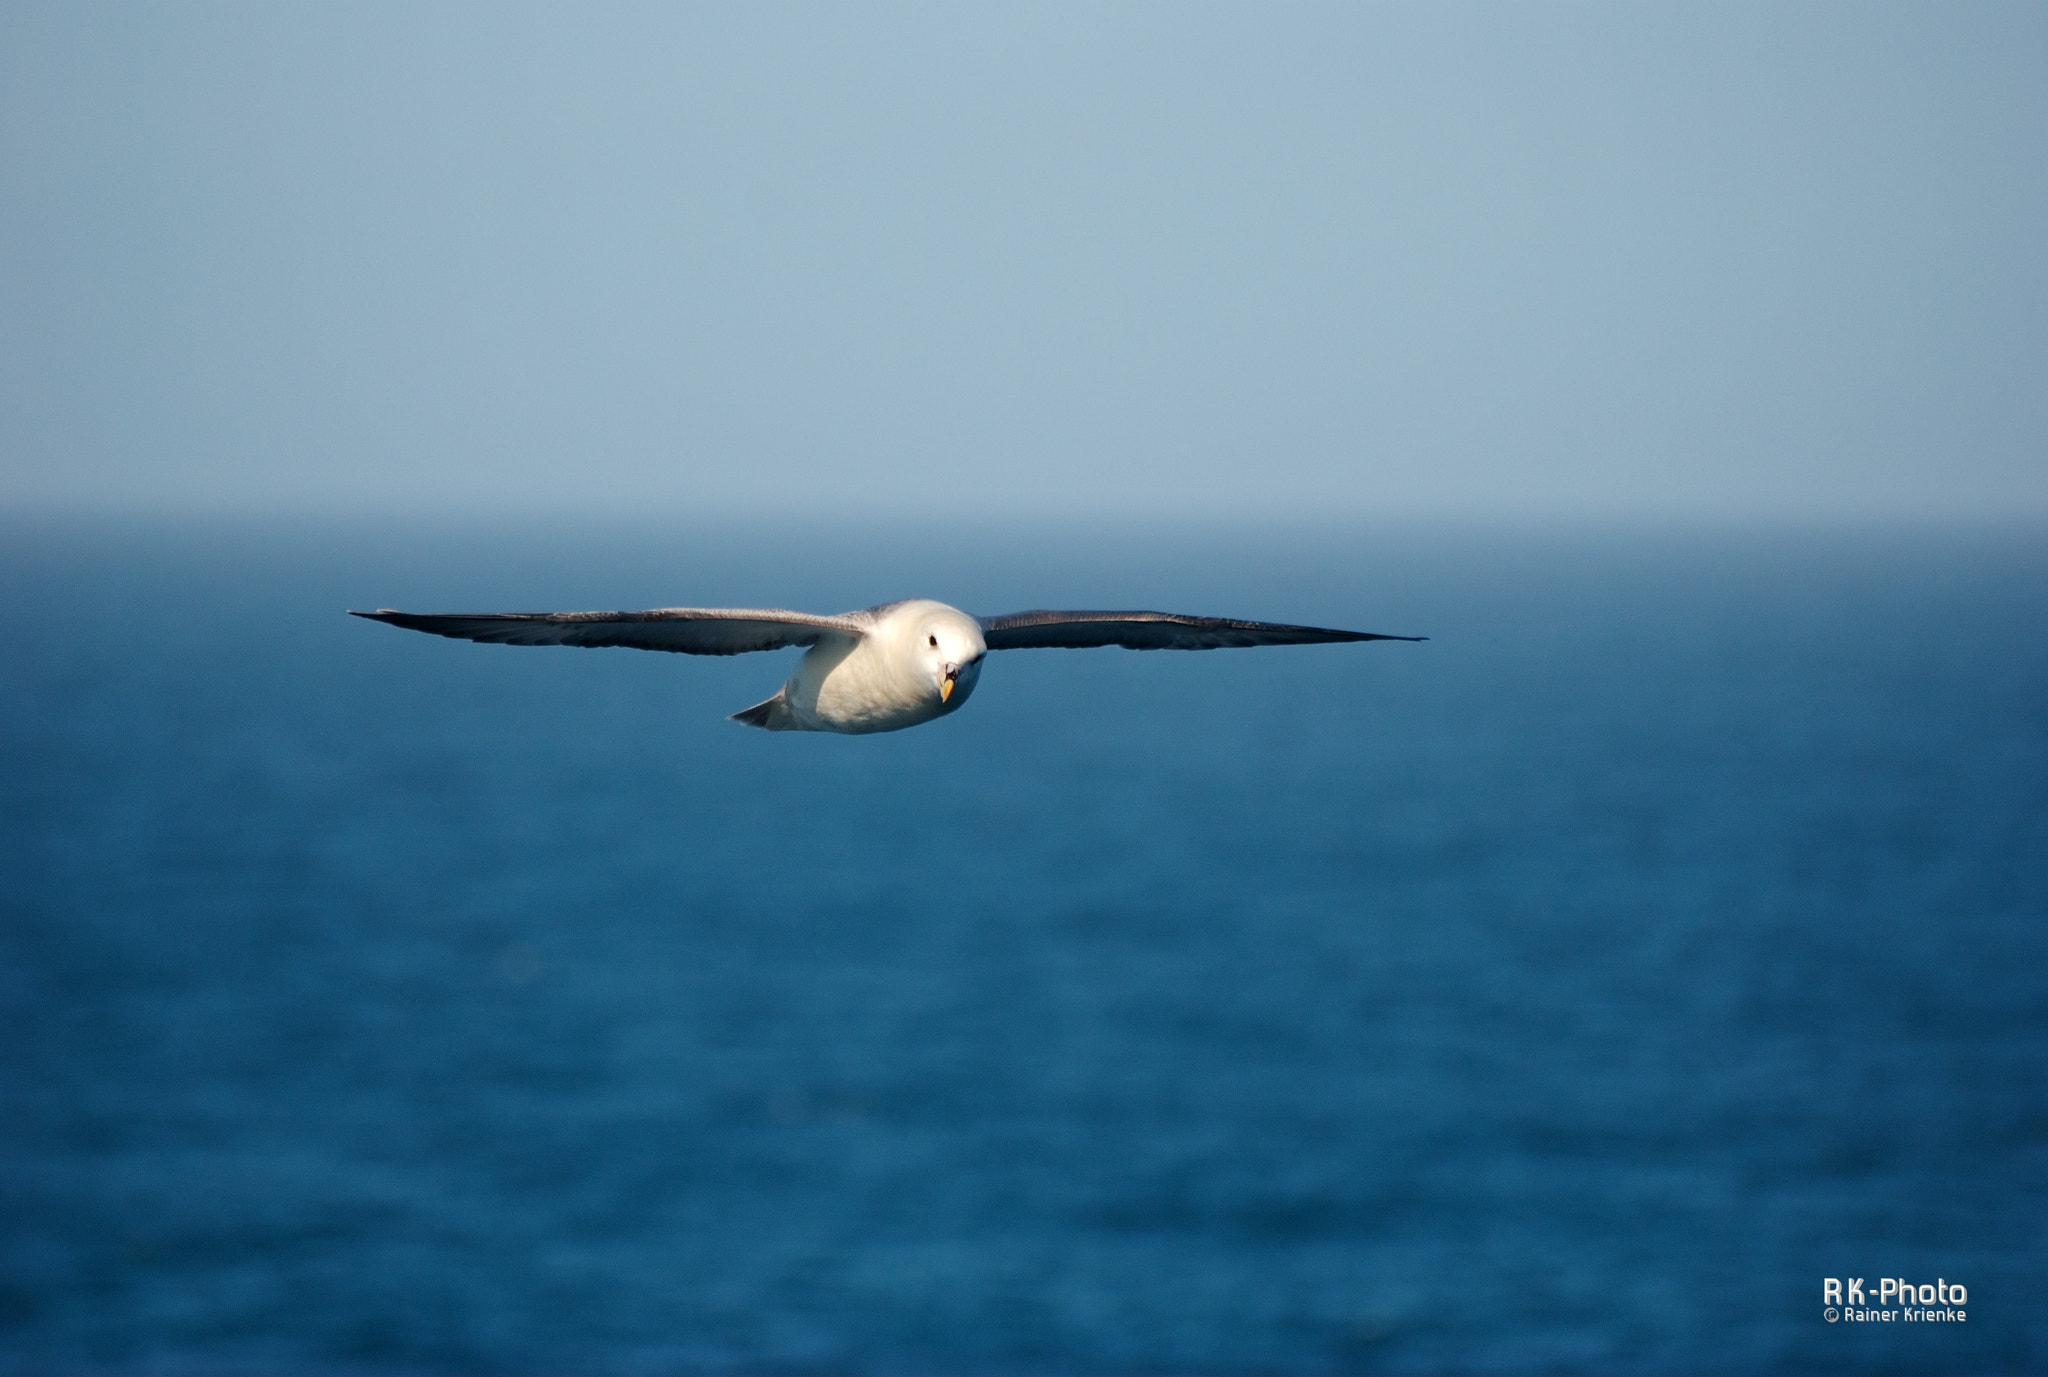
[350,600,1423,735]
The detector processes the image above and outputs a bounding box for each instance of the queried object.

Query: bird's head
[914,606,987,710]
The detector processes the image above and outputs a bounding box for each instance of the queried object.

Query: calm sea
[2,518,2043,1374]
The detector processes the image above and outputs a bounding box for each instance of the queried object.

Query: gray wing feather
[350,607,863,655]
[977,609,1424,651]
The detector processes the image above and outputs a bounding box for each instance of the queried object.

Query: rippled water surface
[2,519,2043,1373]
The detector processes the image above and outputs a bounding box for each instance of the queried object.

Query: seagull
[351,600,1423,734]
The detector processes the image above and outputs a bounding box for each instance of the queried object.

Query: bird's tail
[729,690,793,730]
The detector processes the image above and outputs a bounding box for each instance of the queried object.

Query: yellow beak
[939,674,955,702]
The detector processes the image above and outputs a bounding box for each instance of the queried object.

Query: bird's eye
[929,635,938,647]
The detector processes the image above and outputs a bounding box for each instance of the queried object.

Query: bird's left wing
[350,607,864,655]
[977,609,1424,651]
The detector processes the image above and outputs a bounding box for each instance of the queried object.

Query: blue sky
[2,2,2042,522]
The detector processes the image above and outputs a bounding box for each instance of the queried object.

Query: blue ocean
[2,517,2043,1374]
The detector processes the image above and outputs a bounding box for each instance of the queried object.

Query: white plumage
[352,598,1421,735]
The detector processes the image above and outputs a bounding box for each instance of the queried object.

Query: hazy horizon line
[6,500,2045,537]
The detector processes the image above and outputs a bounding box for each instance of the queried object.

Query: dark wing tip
[1312,628,1427,642]
[350,609,440,631]
[350,609,516,638]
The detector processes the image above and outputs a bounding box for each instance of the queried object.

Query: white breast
[774,600,983,734]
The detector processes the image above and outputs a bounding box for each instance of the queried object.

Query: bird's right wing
[350,607,865,655]
[978,609,1424,651]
